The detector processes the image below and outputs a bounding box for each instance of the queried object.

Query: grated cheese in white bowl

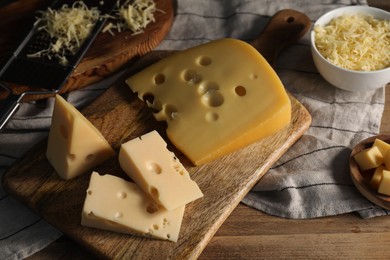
[314,13,389,72]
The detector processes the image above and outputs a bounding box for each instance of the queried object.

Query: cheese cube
[373,139,390,158]
[353,146,383,171]
[119,131,203,211]
[46,95,115,180]
[378,170,390,196]
[370,165,384,190]
[81,172,184,242]
[126,38,291,165]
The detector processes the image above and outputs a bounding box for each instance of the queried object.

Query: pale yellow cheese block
[81,172,184,242]
[46,95,115,180]
[373,139,390,158]
[353,146,383,171]
[378,170,390,196]
[119,130,203,211]
[125,38,291,165]
[370,165,384,190]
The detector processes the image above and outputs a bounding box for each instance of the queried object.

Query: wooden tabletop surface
[26,1,390,259]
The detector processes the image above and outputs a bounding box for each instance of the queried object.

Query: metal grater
[0,0,116,131]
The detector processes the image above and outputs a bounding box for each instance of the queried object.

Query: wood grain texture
[0,0,173,100]
[2,82,311,258]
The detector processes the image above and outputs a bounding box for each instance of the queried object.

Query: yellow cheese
[125,38,291,165]
[378,169,390,196]
[373,139,390,158]
[353,146,383,171]
[46,95,115,180]
[81,172,184,242]
[370,165,384,190]
[119,130,203,211]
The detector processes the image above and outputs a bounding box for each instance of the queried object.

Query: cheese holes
[235,86,246,96]
[198,81,219,95]
[183,69,202,84]
[150,186,159,199]
[147,161,162,174]
[146,203,159,214]
[68,154,76,162]
[249,73,258,80]
[201,90,224,107]
[87,189,92,195]
[164,104,178,120]
[205,112,219,122]
[154,73,165,85]
[85,154,95,162]
[197,56,212,66]
[153,224,159,230]
[115,212,123,219]
[59,124,68,139]
[117,191,127,199]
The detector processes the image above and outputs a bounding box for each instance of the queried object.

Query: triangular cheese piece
[81,172,184,242]
[46,95,115,180]
[125,38,291,165]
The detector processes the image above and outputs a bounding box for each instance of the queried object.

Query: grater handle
[0,83,22,131]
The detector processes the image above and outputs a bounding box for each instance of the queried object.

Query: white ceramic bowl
[310,6,390,92]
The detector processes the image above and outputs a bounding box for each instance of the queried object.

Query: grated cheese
[102,0,161,36]
[314,13,390,71]
[28,1,100,66]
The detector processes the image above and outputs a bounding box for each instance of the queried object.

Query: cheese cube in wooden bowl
[350,134,390,209]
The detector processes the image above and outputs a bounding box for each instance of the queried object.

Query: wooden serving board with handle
[3,10,312,259]
[0,0,173,100]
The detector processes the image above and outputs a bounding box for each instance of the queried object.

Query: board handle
[250,9,311,67]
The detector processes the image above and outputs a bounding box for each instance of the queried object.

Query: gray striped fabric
[1,0,387,259]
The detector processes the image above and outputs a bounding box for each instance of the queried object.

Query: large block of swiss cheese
[126,38,291,165]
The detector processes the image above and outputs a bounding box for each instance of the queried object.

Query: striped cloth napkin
[0,0,387,259]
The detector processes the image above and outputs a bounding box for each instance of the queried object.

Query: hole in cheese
[235,86,246,96]
[183,69,202,84]
[149,186,159,199]
[87,189,92,195]
[85,154,95,162]
[117,191,127,199]
[146,161,162,174]
[197,56,212,66]
[249,73,258,80]
[153,224,159,230]
[115,212,123,219]
[198,81,219,95]
[201,90,224,107]
[59,124,68,139]
[165,104,179,120]
[68,154,76,161]
[154,73,165,85]
[146,203,159,214]
[205,112,219,122]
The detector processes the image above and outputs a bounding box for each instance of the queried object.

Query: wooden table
[27,1,390,259]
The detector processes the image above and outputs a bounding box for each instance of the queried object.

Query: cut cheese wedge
[81,172,184,242]
[46,95,115,180]
[125,38,291,165]
[119,130,203,211]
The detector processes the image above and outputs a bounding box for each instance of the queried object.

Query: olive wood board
[3,9,312,260]
[0,0,173,100]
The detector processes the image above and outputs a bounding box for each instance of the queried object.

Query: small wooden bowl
[350,134,390,210]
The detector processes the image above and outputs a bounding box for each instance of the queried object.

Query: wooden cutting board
[2,10,312,259]
[0,0,173,99]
